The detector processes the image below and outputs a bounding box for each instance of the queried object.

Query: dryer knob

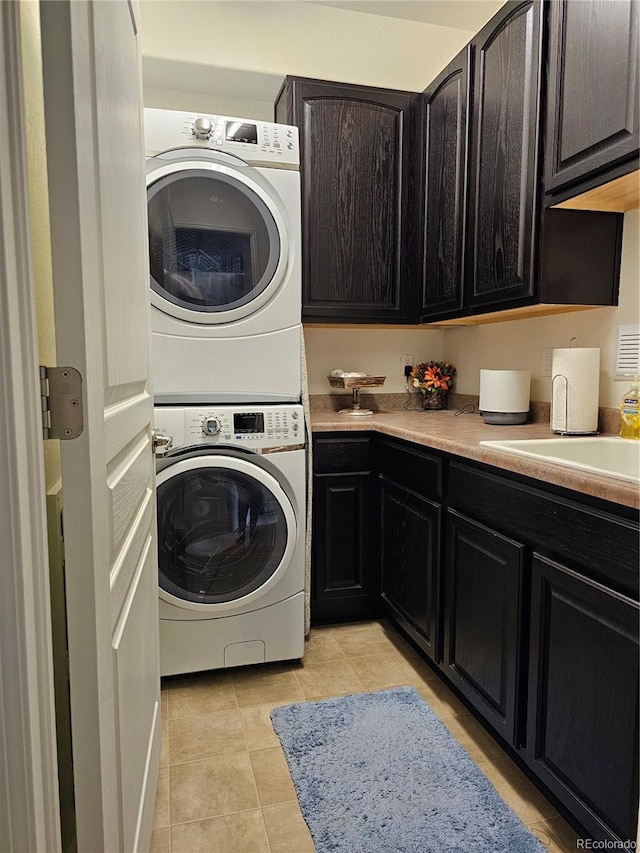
[202,417,220,436]
[193,117,212,139]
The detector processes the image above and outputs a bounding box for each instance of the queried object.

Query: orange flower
[410,361,457,394]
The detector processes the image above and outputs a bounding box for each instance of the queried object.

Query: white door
[40,2,160,851]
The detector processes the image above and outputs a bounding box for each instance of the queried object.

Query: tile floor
[151,620,581,853]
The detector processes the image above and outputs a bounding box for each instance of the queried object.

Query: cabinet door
[420,46,471,321]
[277,77,415,323]
[444,509,525,745]
[526,554,639,843]
[380,478,441,662]
[312,472,376,624]
[545,0,639,197]
[467,1,544,311]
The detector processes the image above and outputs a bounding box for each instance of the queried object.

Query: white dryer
[145,109,302,404]
[154,403,305,676]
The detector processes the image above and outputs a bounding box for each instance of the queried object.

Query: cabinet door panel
[278,78,415,323]
[467,0,543,309]
[303,98,400,311]
[527,555,639,843]
[444,509,525,744]
[420,46,471,320]
[311,472,375,623]
[545,0,639,194]
[380,479,441,661]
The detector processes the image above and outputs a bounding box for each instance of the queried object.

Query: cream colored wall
[443,209,640,409]
[20,1,60,491]
[140,1,475,95]
[144,86,273,121]
[304,327,445,394]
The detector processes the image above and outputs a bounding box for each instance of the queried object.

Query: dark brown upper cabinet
[418,0,624,323]
[544,0,640,206]
[275,76,418,323]
[466,0,544,312]
[419,46,471,321]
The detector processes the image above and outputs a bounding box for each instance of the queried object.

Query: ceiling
[307,1,505,31]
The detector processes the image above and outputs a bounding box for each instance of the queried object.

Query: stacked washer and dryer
[145,109,306,676]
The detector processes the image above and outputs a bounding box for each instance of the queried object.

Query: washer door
[147,152,288,325]
[156,455,296,612]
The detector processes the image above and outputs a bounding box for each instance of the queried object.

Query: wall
[140,1,475,89]
[304,327,445,394]
[20,0,60,492]
[443,209,640,409]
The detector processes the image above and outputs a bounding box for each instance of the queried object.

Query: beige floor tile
[413,676,470,719]
[240,704,281,751]
[150,826,171,852]
[232,664,304,708]
[160,685,169,718]
[442,714,510,764]
[295,657,364,699]
[160,716,169,769]
[170,753,259,825]
[528,815,582,852]
[167,672,237,719]
[170,810,270,853]
[301,631,346,664]
[262,802,315,852]
[249,747,298,806]
[349,651,438,691]
[169,709,246,764]
[477,758,560,825]
[330,620,402,657]
[153,767,170,829]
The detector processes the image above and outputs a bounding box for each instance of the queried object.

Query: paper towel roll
[551,348,600,433]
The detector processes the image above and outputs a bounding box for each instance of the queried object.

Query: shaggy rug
[270,686,546,853]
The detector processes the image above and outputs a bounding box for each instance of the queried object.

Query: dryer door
[156,455,296,612]
[147,153,288,325]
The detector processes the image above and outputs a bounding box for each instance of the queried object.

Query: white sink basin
[479,437,640,485]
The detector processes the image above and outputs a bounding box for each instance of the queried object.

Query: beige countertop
[311,410,640,510]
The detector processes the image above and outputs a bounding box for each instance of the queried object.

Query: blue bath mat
[270,686,545,853]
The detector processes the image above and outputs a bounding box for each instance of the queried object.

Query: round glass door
[147,161,286,323]
[156,456,295,609]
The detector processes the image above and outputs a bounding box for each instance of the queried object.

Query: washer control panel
[144,108,299,168]
[154,404,304,452]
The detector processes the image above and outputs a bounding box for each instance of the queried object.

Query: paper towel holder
[550,372,599,435]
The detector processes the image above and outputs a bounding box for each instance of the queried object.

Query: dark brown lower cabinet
[526,554,640,843]
[379,478,441,662]
[443,509,525,746]
[311,434,377,624]
[311,432,639,841]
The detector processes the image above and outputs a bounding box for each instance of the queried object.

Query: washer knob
[203,417,220,436]
[193,117,212,139]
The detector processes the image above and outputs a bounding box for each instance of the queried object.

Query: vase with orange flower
[410,361,456,411]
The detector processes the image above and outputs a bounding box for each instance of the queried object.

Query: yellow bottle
[619,376,640,439]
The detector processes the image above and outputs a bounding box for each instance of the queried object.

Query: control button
[202,417,220,436]
[287,142,294,150]
[292,412,299,419]
[293,424,299,431]
[193,116,212,139]
[286,130,293,138]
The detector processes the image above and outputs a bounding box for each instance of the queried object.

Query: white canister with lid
[479,369,531,425]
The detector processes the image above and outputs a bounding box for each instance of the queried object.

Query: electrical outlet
[541,348,552,377]
[400,354,414,374]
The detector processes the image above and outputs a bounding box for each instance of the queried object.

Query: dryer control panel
[154,404,304,453]
[144,108,299,169]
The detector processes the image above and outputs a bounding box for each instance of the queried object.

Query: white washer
[154,403,306,676]
[145,109,302,404]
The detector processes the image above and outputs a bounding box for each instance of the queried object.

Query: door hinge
[40,366,84,440]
